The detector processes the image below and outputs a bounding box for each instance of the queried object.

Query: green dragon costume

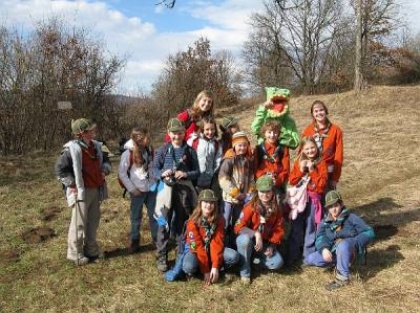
[251,87,299,149]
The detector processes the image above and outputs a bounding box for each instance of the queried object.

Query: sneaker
[325,279,349,291]
[157,259,168,272]
[240,276,251,285]
[73,256,89,266]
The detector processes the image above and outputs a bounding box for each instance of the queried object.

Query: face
[201,200,216,218]
[81,127,97,142]
[203,122,216,140]
[234,141,248,155]
[142,135,151,147]
[327,202,343,220]
[312,103,327,123]
[198,96,213,112]
[302,141,318,160]
[264,129,279,144]
[168,131,185,146]
[258,190,273,205]
[228,124,240,134]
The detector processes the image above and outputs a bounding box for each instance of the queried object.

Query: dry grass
[1,85,420,312]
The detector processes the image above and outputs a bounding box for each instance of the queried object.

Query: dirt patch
[22,226,56,244]
[0,248,21,264]
[41,206,62,221]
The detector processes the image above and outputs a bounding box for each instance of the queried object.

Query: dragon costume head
[265,87,290,118]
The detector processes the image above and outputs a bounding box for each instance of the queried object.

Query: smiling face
[203,122,216,140]
[264,128,279,144]
[234,141,249,155]
[198,96,213,113]
[168,130,185,147]
[302,140,318,160]
[312,103,327,124]
[201,200,216,218]
[258,190,274,205]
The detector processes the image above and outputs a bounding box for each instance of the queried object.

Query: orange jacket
[186,217,224,273]
[289,159,328,194]
[301,122,343,182]
[234,201,284,245]
[254,142,290,188]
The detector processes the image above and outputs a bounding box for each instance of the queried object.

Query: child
[166,189,239,284]
[254,120,290,201]
[118,127,158,253]
[166,90,214,143]
[218,131,255,248]
[187,116,222,193]
[153,118,200,271]
[305,191,375,290]
[251,87,299,149]
[301,100,343,190]
[219,116,240,155]
[55,118,111,265]
[287,137,328,265]
[234,175,285,284]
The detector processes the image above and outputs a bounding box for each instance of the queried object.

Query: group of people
[56,88,375,290]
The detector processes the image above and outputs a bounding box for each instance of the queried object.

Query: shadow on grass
[104,243,156,259]
[357,244,404,282]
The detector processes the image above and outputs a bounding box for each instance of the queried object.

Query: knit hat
[71,118,96,135]
[220,116,239,129]
[198,189,218,202]
[325,190,342,208]
[256,175,274,192]
[167,118,185,132]
[231,131,249,147]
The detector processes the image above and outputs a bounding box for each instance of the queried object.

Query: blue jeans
[236,234,284,278]
[222,201,244,249]
[305,238,356,279]
[182,248,239,275]
[130,191,157,243]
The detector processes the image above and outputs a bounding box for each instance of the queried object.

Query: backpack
[118,146,154,197]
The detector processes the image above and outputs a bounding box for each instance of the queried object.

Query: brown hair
[130,127,150,167]
[198,116,219,138]
[297,136,321,163]
[191,90,214,120]
[310,100,329,115]
[250,189,281,217]
[189,199,219,225]
[260,120,281,137]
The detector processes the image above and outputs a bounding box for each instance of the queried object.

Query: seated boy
[304,190,375,290]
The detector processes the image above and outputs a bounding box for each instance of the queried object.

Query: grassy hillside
[1,86,419,312]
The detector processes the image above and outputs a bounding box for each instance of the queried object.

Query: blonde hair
[297,136,321,163]
[191,90,214,120]
[130,127,150,167]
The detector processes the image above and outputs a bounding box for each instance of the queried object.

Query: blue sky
[1,0,420,94]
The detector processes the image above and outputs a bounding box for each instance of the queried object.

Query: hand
[174,170,186,179]
[306,160,314,172]
[263,100,273,109]
[69,186,77,195]
[235,193,246,201]
[204,272,212,285]
[264,245,274,258]
[209,268,219,285]
[299,160,308,173]
[162,169,173,178]
[322,248,333,262]
[254,231,263,252]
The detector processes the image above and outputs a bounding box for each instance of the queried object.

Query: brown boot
[129,239,140,254]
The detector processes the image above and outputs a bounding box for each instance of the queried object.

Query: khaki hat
[231,131,249,147]
[256,175,273,192]
[167,118,185,132]
[325,190,342,208]
[220,116,239,129]
[71,118,96,135]
[198,189,218,202]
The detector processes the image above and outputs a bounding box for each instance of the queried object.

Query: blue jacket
[315,208,375,253]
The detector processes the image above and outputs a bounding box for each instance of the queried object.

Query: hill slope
[0,86,419,312]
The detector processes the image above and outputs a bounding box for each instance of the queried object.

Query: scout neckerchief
[258,143,282,164]
[200,217,217,252]
[77,140,98,159]
[168,143,187,171]
[313,119,331,153]
[328,208,350,232]
[257,201,274,234]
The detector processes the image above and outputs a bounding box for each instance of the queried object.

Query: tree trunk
[354,0,363,92]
